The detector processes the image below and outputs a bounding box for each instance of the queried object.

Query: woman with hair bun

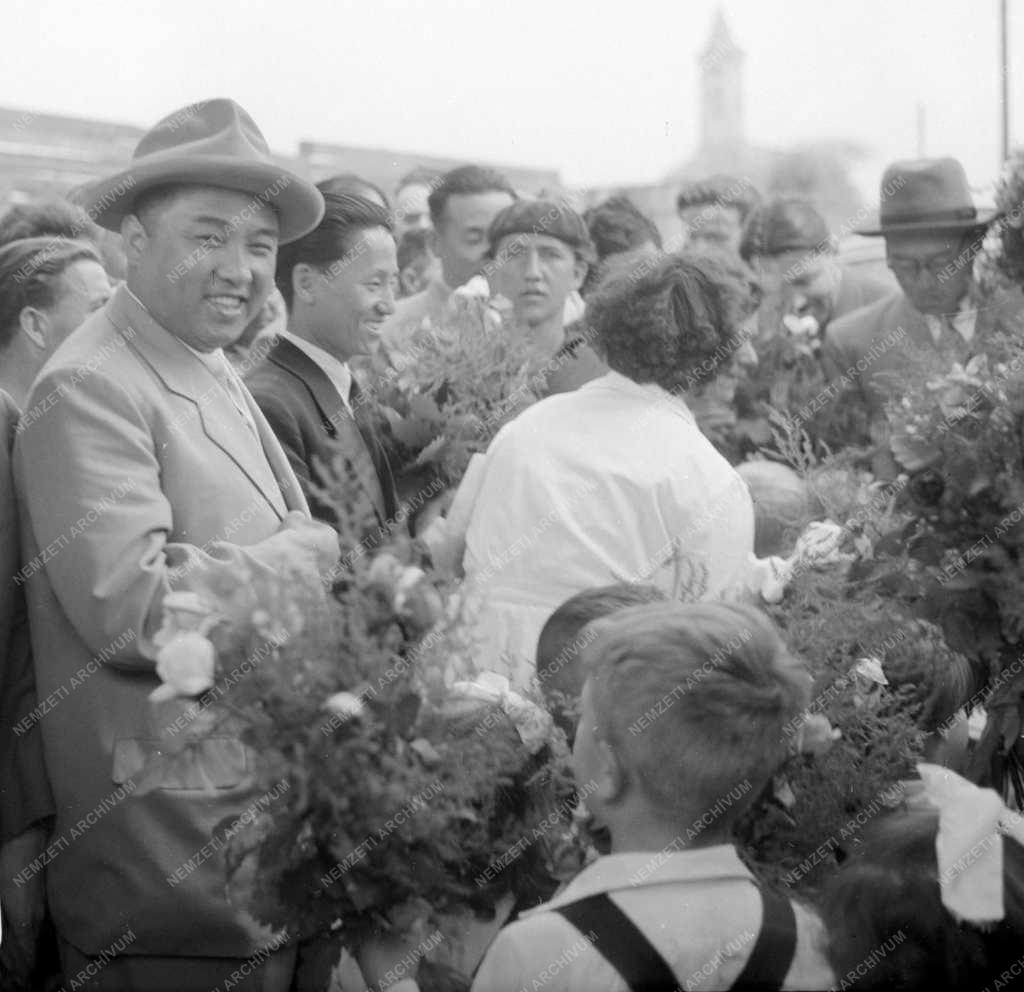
[436,253,759,688]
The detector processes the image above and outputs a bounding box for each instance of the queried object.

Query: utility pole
[1001,0,1010,161]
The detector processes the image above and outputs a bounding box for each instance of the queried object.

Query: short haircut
[0,236,103,349]
[316,174,390,210]
[427,165,517,229]
[397,228,431,272]
[740,196,833,261]
[583,196,662,261]
[583,601,809,820]
[676,175,760,224]
[396,167,442,195]
[536,583,666,737]
[0,197,101,249]
[274,192,394,309]
[823,807,1024,991]
[737,461,824,558]
[586,251,760,392]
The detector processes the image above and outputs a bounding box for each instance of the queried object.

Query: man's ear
[592,738,627,805]
[291,264,319,305]
[120,213,148,267]
[18,306,48,350]
[573,260,588,292]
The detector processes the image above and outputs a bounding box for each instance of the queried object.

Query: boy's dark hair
[427,165,516,229]
[275,192,394,309]
[536,583,666,738]
[676,175,760,223]
[583,196,662,261]
[822,807,1024,992]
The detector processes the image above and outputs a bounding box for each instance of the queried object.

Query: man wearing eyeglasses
[821,158,1007,465]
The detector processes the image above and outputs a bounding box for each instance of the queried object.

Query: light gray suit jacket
[13,286,316,957]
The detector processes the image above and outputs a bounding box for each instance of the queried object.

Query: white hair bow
[918,762,1024,925]
[449,671,553,753]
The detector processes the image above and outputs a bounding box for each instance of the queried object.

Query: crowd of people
[1,96,1023,991]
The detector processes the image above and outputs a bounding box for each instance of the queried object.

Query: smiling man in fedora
[822,157,1007,450]
[12,99,339,990]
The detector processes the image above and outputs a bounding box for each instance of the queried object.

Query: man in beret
[482,197,598,392]
[13,99,337,989]
[741,196,893,344]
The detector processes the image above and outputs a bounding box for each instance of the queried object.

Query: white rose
[150,632,216,702]
[324,691,366,721]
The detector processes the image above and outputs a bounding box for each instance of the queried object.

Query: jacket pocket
[111,737,248,790]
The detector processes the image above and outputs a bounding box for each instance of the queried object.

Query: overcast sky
[3,0,1019,195]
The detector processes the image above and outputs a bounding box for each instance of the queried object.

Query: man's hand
[278,511,341,575]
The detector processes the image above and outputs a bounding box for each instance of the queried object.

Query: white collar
[586,370,697,426]
[280,331,353,411]
[922,296,976,344]
[522,845,753,916]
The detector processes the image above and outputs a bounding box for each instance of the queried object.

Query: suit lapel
[267,338,388,521]
[108,288,288,520]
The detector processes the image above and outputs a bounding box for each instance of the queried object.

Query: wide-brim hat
[75,98,324,244]
[856,157,999,236]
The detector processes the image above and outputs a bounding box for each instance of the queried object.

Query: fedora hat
[856,157,999,236]
[76,98,323,244]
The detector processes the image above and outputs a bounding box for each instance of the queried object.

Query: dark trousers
[57,936,299,992]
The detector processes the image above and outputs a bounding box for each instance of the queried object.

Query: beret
[488,199,596,264]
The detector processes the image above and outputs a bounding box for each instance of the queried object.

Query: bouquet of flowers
[142,467,586,989]
[371,294,542,489]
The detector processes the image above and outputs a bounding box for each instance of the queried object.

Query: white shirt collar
[923,296,976,344]
[280,331,353,412]
[523,845,752,916]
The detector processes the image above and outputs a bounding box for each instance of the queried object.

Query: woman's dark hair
[822,806,1024,992]
[583,196,662,261]
[274,192,394,309]
[585,252,759,392]
[0,236,103,349]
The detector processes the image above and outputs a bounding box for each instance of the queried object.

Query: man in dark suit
[822,158,1014,455]
[246,192,400,545]
[14,99,337,990]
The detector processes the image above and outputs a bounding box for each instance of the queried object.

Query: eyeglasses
[886,254,959,280]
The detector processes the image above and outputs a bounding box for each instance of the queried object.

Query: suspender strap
[554,892,679,992]
[730,887,798,991]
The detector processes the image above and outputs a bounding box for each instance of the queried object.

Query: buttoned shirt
[472,845,834,992]
[279,331,354,414]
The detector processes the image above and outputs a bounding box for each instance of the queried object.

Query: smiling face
[488,233,586,330]
[756,249,841,330]
[302,225,398,361]
[123,185,280,351]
